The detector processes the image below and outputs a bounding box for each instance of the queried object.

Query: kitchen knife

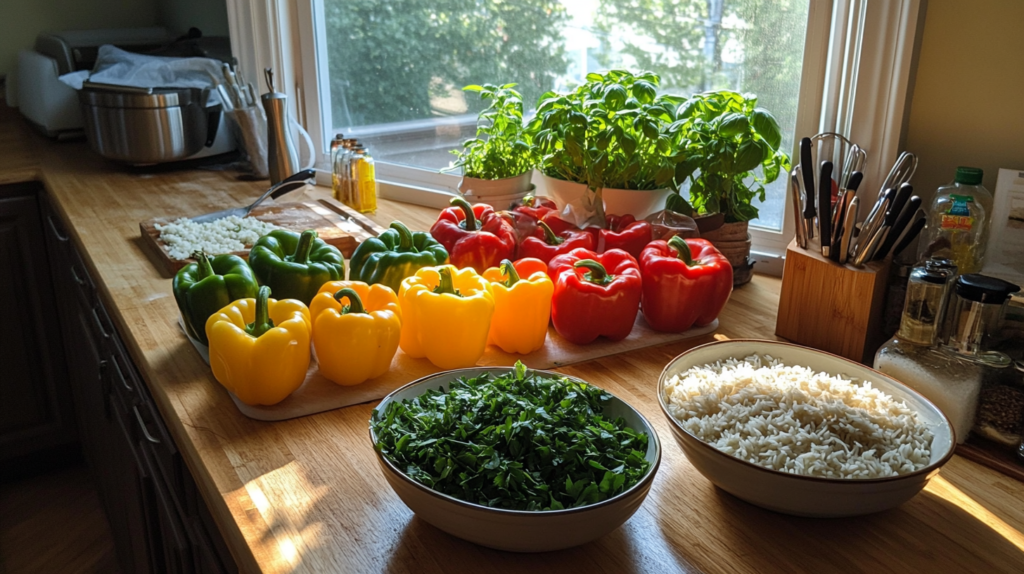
[887,183,914,228]
[831,190,853,260]
[851,188,895,266]
[791,167,807,249]
[818,160,833,257]
[874,195,921,261]
[800,137,815,239]
[839,197,859,265]
[859,186,907,264]
[892,214,927,259]
[846,171,863,193]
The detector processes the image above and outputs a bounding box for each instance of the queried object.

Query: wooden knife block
[775,239,891,364]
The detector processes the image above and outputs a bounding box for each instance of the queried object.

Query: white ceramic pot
[370,367,661,552]
[657,339,955,518]
[538,173,671,218]
[458,171,533,197]
[460,184,535,211]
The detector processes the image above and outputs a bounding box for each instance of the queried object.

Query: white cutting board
[180,316,717,421]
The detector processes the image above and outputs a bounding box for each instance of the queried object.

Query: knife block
[775,239,891,364]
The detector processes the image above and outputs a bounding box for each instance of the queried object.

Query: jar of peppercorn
[974,360,1024,449]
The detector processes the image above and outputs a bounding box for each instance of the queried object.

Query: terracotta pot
[539,173,672,219]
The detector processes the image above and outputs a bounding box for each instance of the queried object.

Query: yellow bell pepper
[309,281,402,386]
[398,265,494,369]
[482,258,553,354]
[205,286,311,406]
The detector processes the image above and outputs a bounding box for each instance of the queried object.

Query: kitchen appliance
[16,28,173,137]
[79,83,233,165]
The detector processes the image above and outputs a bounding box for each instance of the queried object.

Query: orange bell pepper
[482,258,553,354]
[310,281,402,386]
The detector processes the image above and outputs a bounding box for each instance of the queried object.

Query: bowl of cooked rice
[658,339,954,517]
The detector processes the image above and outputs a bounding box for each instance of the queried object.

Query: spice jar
[975,360,1024,447]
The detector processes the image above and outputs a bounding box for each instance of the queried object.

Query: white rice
[155,216,280,260]
[663,354,933,479]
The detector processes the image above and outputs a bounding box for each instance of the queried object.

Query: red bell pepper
[511,195,558,221]
[430,197,517,274]
[599,214,653,259]
[519,221,596,266]
[639,236,733,333]
[548,248,642,345]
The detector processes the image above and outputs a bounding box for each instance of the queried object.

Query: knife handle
[801,138,816,219]
[818,161,833,256]
[876,197,922,261]
[846,171,863,192]
[892,216,927,259]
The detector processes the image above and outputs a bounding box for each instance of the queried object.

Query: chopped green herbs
[371,362,651,511]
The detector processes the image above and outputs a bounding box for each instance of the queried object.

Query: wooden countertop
[6,109,1024,573]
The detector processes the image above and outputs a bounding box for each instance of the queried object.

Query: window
[232,0,923,273]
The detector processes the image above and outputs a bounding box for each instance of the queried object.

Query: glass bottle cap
[954,274,1021,304]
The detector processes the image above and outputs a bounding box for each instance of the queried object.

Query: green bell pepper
[348,221,449,293]
[172,251,259,345]
[248,229,346,305]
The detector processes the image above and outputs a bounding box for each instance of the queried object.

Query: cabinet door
[108,392,155,574]
[0,187,76,462]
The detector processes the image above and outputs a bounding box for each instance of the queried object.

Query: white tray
[180,315,716,421]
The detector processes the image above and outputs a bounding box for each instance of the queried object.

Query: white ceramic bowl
[369,367,661,552]
[657,339,955,518]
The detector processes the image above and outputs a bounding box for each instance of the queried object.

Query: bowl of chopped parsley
[369,361,661,552]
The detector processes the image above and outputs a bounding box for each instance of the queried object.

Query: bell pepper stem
[246,286,276,338]
[522,194,536,207]
[668,235,695,266]
[432,267,462,296]
[334,288,366,314]
[192,251,215,280]
[500,259,520,287]
[574,259,613,286]
[451,197,478,232]
[538,221,564,246]
[390,221,415,251]
[292,230,318,264]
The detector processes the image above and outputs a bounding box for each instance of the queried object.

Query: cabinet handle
[47,215,69,242]
[91,307,110,339]
[70,263,87,286]
[133,405,161,444]
[110,354,132,392]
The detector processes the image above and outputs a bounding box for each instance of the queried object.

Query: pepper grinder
[261,68,299,184]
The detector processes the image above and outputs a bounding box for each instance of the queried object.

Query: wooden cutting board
[140,198,383,277]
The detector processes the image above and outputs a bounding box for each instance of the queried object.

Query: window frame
[228,0,924,276]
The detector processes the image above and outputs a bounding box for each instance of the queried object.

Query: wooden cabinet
[39,191,237,574]
[0,182,77,466]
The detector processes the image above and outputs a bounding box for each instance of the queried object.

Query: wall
[157,0,229,37]
[0,0,158,78]
[905,0,1024,201]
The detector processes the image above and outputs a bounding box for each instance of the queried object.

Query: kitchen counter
[6,108,1024,573]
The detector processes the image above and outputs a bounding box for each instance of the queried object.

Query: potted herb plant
[528,70,690,221]
[449,83,537,203]
[670,90,790,265]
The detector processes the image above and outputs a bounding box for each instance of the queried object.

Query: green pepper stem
[193,251,215,280]
[390,221,415,251]
[432,267,461,296]
[451,197,478,232]
[334,288,365,314]
[538,221,564,246]
[574,259,613,286]
[522,194,536,207]
[500,259,520,287]
[246,286,276,338]
[292,230,318,264]
[668,235,694,266]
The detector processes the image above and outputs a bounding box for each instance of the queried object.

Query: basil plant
[672,90,791,222]
[527,70,692,220]
[449,83,537,180]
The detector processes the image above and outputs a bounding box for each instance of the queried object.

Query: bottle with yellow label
[917,167,993,273]
[347,147,377,214]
